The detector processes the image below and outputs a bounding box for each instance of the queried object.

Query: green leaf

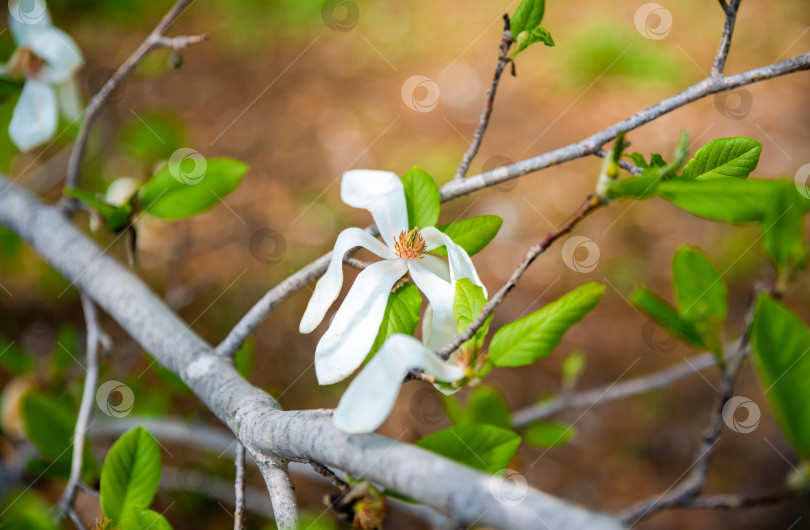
[626,152,649,169]
[453,278,491,352]
[139,157,248,220]
[524,421,576,449]
[100,426,162,523]
[511,0,545,35]
[234,338,254,380]
[489,283,604,367]
[608,167,663,200]
[513,25,555,56]
[561,351,585,388]
[751,296,810,458]
[672,246,727,323]
[21,392,75,463]
[369,282,422,355]
[63,188,132,232]
[119,506,173,530]
[762,180,808,269]
[0,489,61,530]
[630,287,704,347]
[432,215,503,257]
[448,386,512,430]
[0,337,34,375]
[402,167,440,229]
[681,137,762,181]
[656,178,774,223]
[416,424,520,473]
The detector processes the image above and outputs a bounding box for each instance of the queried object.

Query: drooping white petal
[300,227,396,334]
[315,259,408,385]
[340,170,409,247]
[408,260,458,351]
[421,227,487,297]
[332,334,464,433]
[9,80,57,151]
[27,27,84,84]
[56,78,81,120]
[418,254,451,282]
[9,4,53,45]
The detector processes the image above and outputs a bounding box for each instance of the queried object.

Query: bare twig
[712,0,743,77]
[58,294,102,525]
[62,0,206,212]
[678,490,795,511]
[512,351,721,428]
[453,14,514,181]
[234,442,247,530]
[436,195,604,360]
[254,456,299,530]
[214,51,810,359]
[309,462,349,493]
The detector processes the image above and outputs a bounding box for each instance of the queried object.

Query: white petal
[28,27,84,84]
[408,260,458,351]
[418,254,451,282]
[340,170,409,247]
[56,78,81,120]
[332,334,464,433]
[421,227,487,297]
[300,227,395,334]
[9,3,53,44]
[9,80,57,151]
[315,259,408,385]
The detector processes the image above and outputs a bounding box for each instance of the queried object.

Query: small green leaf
[416,424,520,473]
[751,296,810,458]
[762,180,808,269]
[681,137,762,181]
[402,167,440,229]
[139,157,248,220]
[489,283,604,367]
[561,351,585,388]
[511,0,545,35]
[448,386,512,430]
[672,246,727,323]
[630,287,704,348]
[656,178,778,223]
[513,25,555,56]
[453,278,491,352]
[432,215,503,257]
[21,392,76,463]
[524,422,575,449]
[63,188,132,232]
[100,426,162,523]
[626,152,649,169]
[119,506,173,530]
[0,337,34,375]
[370,282,422,355]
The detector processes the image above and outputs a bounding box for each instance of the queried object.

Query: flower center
[393,227,426,260]
[5,47,45,79]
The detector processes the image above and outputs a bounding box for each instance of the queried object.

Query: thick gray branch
[0,175,623,530]
[254,456,299,529]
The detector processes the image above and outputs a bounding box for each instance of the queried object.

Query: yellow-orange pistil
[393,227,426,260]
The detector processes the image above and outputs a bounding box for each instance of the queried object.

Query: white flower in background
[1,3,83,151]
[333,334,464,433]
[300,169,486,387]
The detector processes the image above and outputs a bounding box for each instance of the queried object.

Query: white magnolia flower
[300,169,487,386]
[1,4,83,151]
[332,333,464,433]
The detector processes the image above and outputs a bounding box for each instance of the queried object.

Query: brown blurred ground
[3,0,810,528]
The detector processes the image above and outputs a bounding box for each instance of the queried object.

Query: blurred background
[1,0,809,528]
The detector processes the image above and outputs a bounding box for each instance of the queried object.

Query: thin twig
[214,51,810,359]
[678,490,795,511]
[58,294,101,525]
[61,0,206,213]
[436,195,604,360]
[234,442,247,530]
[255,456,299,530]
[712,0,743,77]
[453,14,514,181]
[309,462,350,493]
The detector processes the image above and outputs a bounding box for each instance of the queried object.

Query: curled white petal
[56,78,81,120]
[418,253,451,282]
[421,227,486,297]
[300,227,395,334]
[9,79,57,151]
[340,170,409,247]
[9,6,53,45]
[25,27,84,84]
[332,334,464,433]
[315,259,408,384]
[408,260,457,351]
